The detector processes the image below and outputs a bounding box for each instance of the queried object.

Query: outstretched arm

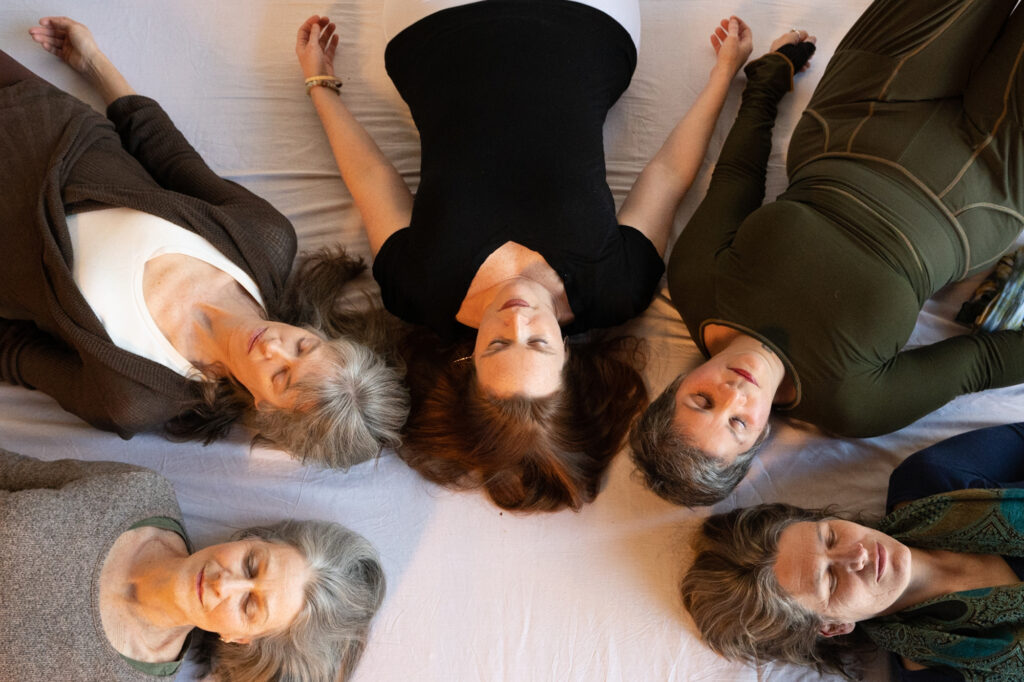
[821,330,1024,438]
[28,16,134,105]
[618,16,753,257]
[667,29,815,298]
[297,15,412,256]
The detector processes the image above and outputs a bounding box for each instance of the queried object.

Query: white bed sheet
[2,1,1023,680]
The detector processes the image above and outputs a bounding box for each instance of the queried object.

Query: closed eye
[694,393,712,409]
[730,416,747,429]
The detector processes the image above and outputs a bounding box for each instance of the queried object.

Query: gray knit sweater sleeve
[0,450,187,681]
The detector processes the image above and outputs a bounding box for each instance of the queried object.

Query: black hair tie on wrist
[775,41,816,72]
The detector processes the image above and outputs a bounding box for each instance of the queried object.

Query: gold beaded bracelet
[304,75,342,96]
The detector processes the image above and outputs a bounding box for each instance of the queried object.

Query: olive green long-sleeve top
[667,54,1024,438]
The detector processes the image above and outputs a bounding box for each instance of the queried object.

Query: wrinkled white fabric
[3,1,1021,681]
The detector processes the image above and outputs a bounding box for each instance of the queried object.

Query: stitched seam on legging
[955,202,1024,225]
[939,37,1024,199]
[846,0,981,152]
[788,151,971,277]
[808,184,925,276]
[804,108,830,152]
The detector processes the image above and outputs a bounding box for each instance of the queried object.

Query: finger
[327,32,339,59]
[28,27,63,42]
[320,22,336,47]
[41,16,75,32]
[297,15,319,44]
[318,16,330,26]
[807,35,817,44]
[727,17,739,36]
[710,34,721,51]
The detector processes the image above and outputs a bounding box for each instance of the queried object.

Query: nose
[503,308,532,335]
[834,543,869,572]
[260,335,292,361]
[210,570,255,599]
[717,383,745,407]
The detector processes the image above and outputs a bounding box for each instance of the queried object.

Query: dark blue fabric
[886,422,1024,682]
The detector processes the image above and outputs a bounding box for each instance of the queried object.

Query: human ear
[219,635,251,645]
[819,622,855,638]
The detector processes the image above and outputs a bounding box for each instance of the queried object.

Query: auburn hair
[399,329,647,512]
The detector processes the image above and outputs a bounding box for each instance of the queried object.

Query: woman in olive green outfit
[632,0,1024,506]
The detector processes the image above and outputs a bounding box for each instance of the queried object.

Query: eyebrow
[283,339,323,394]
[259,549,271,626]
[480,341,558,358]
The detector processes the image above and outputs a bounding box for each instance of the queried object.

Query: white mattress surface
[2,1,1022,680]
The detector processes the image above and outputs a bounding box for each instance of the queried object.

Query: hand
[296,15,338,79]
[28,16,104,75]
[710,16,753,76]
[769,28,817,72]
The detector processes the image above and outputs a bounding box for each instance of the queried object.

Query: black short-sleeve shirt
[373,0,664,341]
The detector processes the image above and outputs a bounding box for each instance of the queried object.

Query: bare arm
[297,15,412,256]
[28,16,135,105]
[617,17,754,257]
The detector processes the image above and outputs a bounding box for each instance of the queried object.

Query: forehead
[773,521,823,609]
[475,348,563,398]
[671,391,742,463]
[260,542,313,631]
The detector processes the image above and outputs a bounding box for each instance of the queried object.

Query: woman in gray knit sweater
[0,449,385,681]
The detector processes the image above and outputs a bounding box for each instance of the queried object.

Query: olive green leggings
[788,0,1024,276]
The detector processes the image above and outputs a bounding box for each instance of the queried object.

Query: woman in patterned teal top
[680,423,1024,681]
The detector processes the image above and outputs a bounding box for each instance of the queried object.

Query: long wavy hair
[681,503,875,679]
[193,519,385,682]
[164,246,409,468]
[398,329,648,512]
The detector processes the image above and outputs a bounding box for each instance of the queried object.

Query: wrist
[305,75,342,97]
[709,61,740,82]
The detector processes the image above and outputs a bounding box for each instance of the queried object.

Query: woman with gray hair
[0,17,408,468]
[682,423,1024,681]
[633,0,1024,507]
[0,448,385,682]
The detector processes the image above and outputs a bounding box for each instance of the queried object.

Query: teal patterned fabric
[860,489,1024,681]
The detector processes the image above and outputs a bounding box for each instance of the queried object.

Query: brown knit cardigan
[0,78,296,437]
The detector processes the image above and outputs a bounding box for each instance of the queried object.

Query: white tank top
[66,207,265,377]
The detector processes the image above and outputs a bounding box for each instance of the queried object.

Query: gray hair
[629,373,770,507]
[208,519,386,682]
[681,504,867,679]
[250,337,410,468]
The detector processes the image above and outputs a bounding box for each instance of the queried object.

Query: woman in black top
[296,2,754,510]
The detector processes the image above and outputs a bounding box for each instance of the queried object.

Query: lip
[729,367,759,387]
[197,567,205,606]
[247,327,267,354]
[499,299,530,311]
[876,543,886,582]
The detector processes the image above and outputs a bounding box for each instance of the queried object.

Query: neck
[886,546,945,615]
[189,302,261,372]
[458,275,564,328]
[123,543,194,632]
